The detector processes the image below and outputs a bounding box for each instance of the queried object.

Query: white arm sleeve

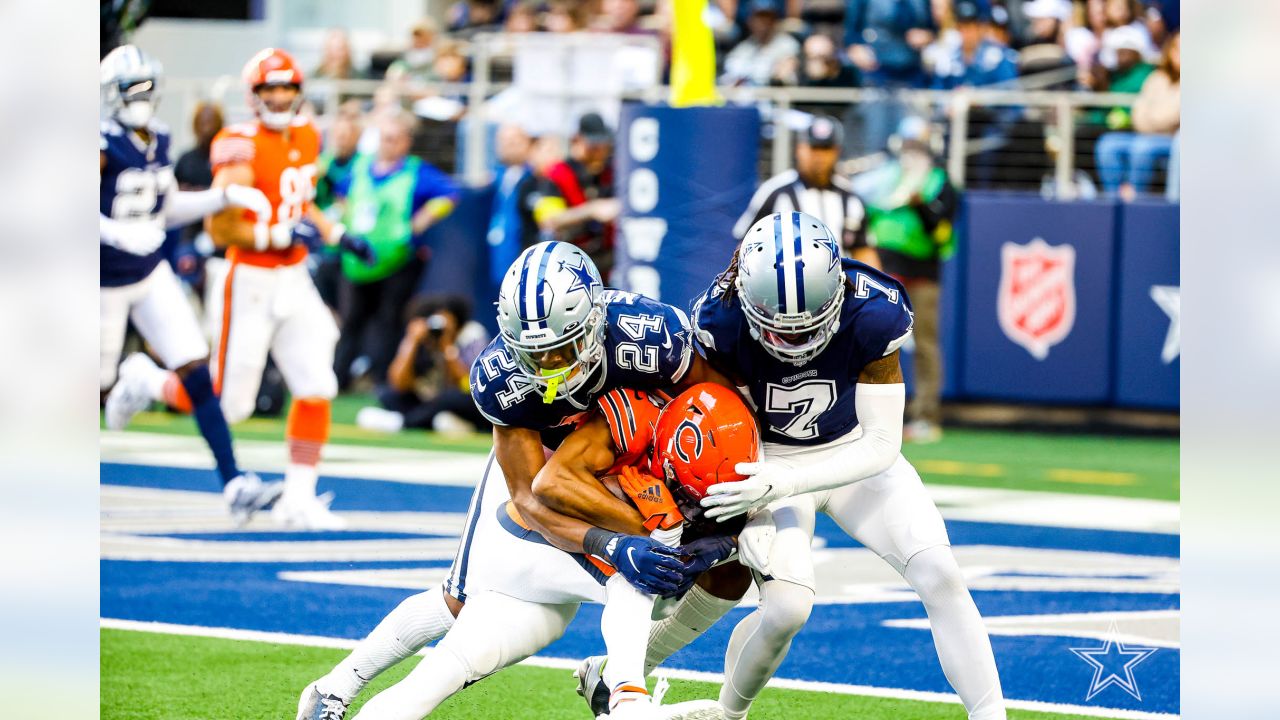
[163,188,228,228]
[791,383,905,495]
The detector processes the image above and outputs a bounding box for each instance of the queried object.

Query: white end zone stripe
[100,619,1179,719]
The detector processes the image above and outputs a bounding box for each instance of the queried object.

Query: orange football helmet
[242,48,304,130]
[650,383,760,517]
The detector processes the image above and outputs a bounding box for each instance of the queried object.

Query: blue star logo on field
[561,256,600,296]
[1070,622,1158,702]
[1149,285,1180,364]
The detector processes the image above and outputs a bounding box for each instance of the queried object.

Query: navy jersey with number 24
[470,290,694,447]
[692,259,913,446]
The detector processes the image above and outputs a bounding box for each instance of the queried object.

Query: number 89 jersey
[471,289,694,448]
[209,117,320,267]
[692,259,913,446]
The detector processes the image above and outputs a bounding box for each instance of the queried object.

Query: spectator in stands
[1019,0,1074,77]
[546,0,589,33]
[721,1,801,86]
[385,19,439,89]
[357,295,492,435]
[450,0,504,41]
[930,1,1019,89]
[852,116,957,443]
[537,112,622,277]
[313,28,363,80]
[506,1,540,33]
[1081,25,1155,120]
[332,110,460,389]
[314,102,365,309]
[719,0,801,40]
[1095,30,1179,200]
[735,115,878,266]
[794,33,860,88]
[1099,0,1157,69]
[596,0,650,35]
[1066,0,1108,69]
[486,123,541,286]
[844,0,936,153]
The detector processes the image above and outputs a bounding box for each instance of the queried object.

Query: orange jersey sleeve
[211,119,321,267]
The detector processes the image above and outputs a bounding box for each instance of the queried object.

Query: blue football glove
[604,534,690,597]
[339,232,377,266]
[669,535,738,596]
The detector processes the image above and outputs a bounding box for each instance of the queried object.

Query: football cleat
[104,353,160,430]
[656,699,724,720]
[272,492,347,530]
[574,655,611,717]
[223,472,284,526]
[296,683,348,720]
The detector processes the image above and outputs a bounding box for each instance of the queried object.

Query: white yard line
[100,618,1179,720]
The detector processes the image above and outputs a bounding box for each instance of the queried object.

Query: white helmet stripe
[777,212,800,314]
[519,242,550,330]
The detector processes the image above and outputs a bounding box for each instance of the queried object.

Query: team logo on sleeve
[997,238,1076,360]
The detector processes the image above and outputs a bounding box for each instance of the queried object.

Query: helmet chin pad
[118,100,154,128]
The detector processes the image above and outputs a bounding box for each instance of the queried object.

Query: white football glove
[101,216,166,256]
[222,184,272,217]
[268,221,296,249]
[737,509,776,575]
[700,460,795,522]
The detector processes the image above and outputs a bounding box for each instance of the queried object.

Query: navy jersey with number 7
[692,259,913,446]
[470,289,694,448]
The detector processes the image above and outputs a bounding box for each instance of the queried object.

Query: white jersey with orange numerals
[209,116,321,268]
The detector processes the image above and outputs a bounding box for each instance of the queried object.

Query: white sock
[317,586,458,701]
[133,359,172,401]
[719,580,814,720]
[283,462,319,502]
[904,546,1006,720]
[645,584,740,675]
[602,574,655,703]
[353,646,469,720]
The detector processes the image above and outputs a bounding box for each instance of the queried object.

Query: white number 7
[766,380,836,440]
[854,273,900,304]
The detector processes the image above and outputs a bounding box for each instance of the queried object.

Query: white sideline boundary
[101,618,1179,719]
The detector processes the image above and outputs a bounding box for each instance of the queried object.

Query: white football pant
[100,261,208,389]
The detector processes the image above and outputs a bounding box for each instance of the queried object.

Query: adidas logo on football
[637,484,664,504]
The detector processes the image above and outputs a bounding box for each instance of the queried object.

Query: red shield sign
[997,238,1076,360]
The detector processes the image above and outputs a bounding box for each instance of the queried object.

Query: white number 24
[765,380,836,440]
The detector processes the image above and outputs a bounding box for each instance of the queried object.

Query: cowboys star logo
[997,238,1077,360]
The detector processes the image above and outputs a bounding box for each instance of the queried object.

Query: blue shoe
[296,683,349,720]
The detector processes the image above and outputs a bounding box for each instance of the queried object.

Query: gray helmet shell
[735,212,845,365]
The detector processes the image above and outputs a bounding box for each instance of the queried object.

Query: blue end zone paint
[102,463,477,513]
[102,461,1180,714]
[150,531,449,542]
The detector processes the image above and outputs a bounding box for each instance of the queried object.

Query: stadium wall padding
[613,103,760,309]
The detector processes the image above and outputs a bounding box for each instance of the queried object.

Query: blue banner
[614,103,760,310]
[1113,202,1180,409]
[960,193,1117,404]
[416,185,499,335]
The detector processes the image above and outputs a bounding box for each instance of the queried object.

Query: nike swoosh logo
[627,546,638,570]
[475,375,488,392]
[661,330,672,350]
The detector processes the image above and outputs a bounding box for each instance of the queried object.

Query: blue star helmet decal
[561,255,601,297]
[818,232,840,271]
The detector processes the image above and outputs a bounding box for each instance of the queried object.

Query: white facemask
[118,100,154,128]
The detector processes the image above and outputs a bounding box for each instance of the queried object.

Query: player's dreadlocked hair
[713,246,854,307]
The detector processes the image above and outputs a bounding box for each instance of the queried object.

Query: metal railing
[162,33,1146,199]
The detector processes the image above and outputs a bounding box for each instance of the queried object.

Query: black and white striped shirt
[733,169,869,255]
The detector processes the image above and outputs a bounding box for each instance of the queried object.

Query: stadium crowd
[146,0,1178,437]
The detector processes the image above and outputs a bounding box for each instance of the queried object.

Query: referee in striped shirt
[733,114,880,267]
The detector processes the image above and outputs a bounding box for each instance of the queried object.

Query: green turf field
[114,393,1179,501]
[101,628,1104,720]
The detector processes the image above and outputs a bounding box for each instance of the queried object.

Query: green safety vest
[864,164,954,263]
[341,154,419,284]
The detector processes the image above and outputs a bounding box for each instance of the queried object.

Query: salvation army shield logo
[997,238,1076,360]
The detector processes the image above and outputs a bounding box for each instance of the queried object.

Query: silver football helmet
[495,241,607,405]
[101,45,163,129]
[735,212,845,366]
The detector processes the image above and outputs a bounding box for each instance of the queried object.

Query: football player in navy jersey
[297,242,750,720]
[688,212,1007,720]
[99,45,281,523]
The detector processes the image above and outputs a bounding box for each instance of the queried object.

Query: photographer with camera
[355,294,490,435]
